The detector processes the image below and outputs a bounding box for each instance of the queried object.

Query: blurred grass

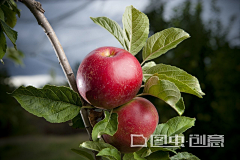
[0,134,89,160]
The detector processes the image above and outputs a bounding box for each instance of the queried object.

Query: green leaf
[142,28,190,62]
[7,0,21,18]
[97,148,121,160]
[155,74,203,98]
[142,61,156,73]
[144,64,205,97]
[136,141,177,158]
[0,19,17,49]
[123,153,135,160]
[175,98,185,115]
[123,153,147,160]
[90,17,126,50]
[136,147,152,158]
[122,5,149,55]
[5,47,24,66]
[0,29,7,60]
[146,151,170,160]
[11,85,81,123]
[143,76,185,115]
[70,113,85,129]
[143,76,159,93]
[71,148,95,160]
[170,152,200,160]
[150,146,178,154]
[80,141,116,152]
[134,152,147,160]
[153,116,195,138]
[92,110,118,141]
[1,5,17,28]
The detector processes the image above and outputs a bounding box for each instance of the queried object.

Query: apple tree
[1,0,204,160]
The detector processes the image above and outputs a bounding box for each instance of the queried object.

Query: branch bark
[19,0,100,159]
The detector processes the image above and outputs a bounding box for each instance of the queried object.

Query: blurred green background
[0,0,239,160]
[140,1,240,160]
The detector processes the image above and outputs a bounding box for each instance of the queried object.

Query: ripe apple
[103,97,159,153]
[76,46,143,109]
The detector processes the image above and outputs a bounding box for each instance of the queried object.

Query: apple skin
[103,97,159,153]
[76,46,143,109]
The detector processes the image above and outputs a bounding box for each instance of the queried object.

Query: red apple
[76,46,143,109]
[103,97,159,153]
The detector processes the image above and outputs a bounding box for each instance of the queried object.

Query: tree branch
[19,0,76,90]
[18,0,100,159]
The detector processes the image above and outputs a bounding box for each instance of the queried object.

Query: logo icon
[130,134,147,147]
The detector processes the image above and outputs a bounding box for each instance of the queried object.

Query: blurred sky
[1,0,239,87]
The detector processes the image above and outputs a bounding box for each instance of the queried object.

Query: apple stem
[140,60,146,66]
[143,74,153,76]
[19,0,100,159]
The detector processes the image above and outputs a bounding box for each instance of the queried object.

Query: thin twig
[143,74,153,76]
[18,0,100,159]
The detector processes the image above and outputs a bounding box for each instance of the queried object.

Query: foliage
[144,0,240,159]
[143,64,204,98]
[141,28,189,63]
[71,148,95,160]
[0,0,20,63]
[143,77,185,115]
[5,47,24,65]
[11,85,82,123]
[170,152,200,160]
[92,110,118,141]
[0,2,207,160]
